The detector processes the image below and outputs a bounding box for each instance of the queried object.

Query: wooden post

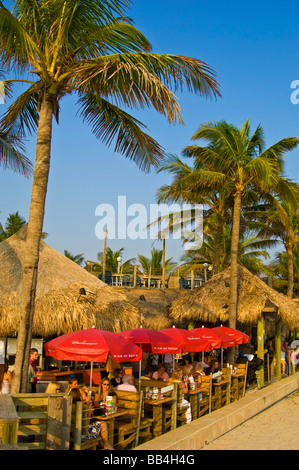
[162,239,166,289]
[133,265,137,288]
[0,395,19,447]
[275,318,282,381]
[257,314,265,388]
[191,268,194,290]
[148,267,151,289]
[102,228,108,283]
[46,395,72,450]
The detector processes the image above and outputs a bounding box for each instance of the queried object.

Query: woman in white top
[0,359,12,394]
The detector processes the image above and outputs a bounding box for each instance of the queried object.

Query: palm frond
[77,92,164,171]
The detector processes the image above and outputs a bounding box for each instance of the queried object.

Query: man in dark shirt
[28,348,39,393]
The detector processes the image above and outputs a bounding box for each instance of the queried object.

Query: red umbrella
[44,328,143,363]
[161,327,210,353]
[211,326,250,346]
[118,327,182,353]
[45,328,143,400]
[190,327,224,349]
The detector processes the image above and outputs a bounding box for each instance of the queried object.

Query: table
[142,276,163,288]
[213,379,230,409]
[188,387,204,420]
[144,396,175,437]
[94,409,129,445]
[111,274,123,286]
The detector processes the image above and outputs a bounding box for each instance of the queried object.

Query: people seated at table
[152,363,170,382]
[114,374,137,392]
[170,369,192,423]
[141,366,153,379]
[204,359,221,376]
[182,355,193,377]
[68,388,114,450]
[94,377,117,406]
[45,381,61,393]
[66,377,89,403]
[110,368,124,388]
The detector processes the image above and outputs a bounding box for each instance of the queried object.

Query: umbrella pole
[221,347,223,368]
[89,361,93,403]
[138,359,141,393]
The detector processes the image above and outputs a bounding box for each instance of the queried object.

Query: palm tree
[270,247,299,296]
[248,193,299,297]
[0,211,26,241]
[183,119,299,361]
[0,0,220,392]
[64,250,85,266]
[138,247,176,275]
[97,247,136,273]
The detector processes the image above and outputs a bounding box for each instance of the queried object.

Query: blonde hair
[45,381,60,393]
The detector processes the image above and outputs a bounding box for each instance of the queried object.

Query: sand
[201,391,299,450]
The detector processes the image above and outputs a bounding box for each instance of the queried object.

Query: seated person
[110,368,124,388]
[205,359,221,376]
[114,374,137,392]
[45,381,61,393]
[94,378,117,406]
[66,377,89,403]
[152,363,170,382]
[141,366,153,379]
[68,388,114,450]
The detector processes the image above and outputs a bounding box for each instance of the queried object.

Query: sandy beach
[201,391,299,450]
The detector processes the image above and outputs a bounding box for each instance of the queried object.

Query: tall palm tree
[248,193,299,297]
[183,119,299,360]
[0,0,220,392]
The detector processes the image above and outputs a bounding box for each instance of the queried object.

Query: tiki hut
[0,227,141,338]
[169,264,299,330]
[123,288,182,330]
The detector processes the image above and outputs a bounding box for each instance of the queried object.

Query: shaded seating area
[97,270,112,285]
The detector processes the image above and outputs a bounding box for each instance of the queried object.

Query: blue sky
[1,0,299,267]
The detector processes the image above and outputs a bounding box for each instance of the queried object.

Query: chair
[71,401,103,450]
[121,274,132,286]
[197,374,214,418]
[98,270,112,285]
[231,363,248,401]
[132,275,144,287]
[179,277,190,289]
[114,390,153,449]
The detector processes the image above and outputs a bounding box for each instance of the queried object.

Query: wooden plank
[13,398,49,407]
[18,412,48,420]
[17,442,46,450]
[18,424,47,436]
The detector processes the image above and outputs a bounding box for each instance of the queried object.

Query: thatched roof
[0,227,141,337]
[169,264,299,329]
[121,288,183,330]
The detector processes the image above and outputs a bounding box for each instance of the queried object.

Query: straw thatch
[169,264,299,329]
[0,227,142,337]
[121,288,182,330]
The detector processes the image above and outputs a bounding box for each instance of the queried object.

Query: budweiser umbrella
[212,326,250,346]
[161,327,210,353]
[118,327,182,354]
[118,326,182,392]
[44,328,143,399]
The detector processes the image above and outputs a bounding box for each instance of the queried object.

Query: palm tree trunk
[227,191,242,363]
[212,221,224,274]
[12,93,54,393]
[286,242,294,298]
